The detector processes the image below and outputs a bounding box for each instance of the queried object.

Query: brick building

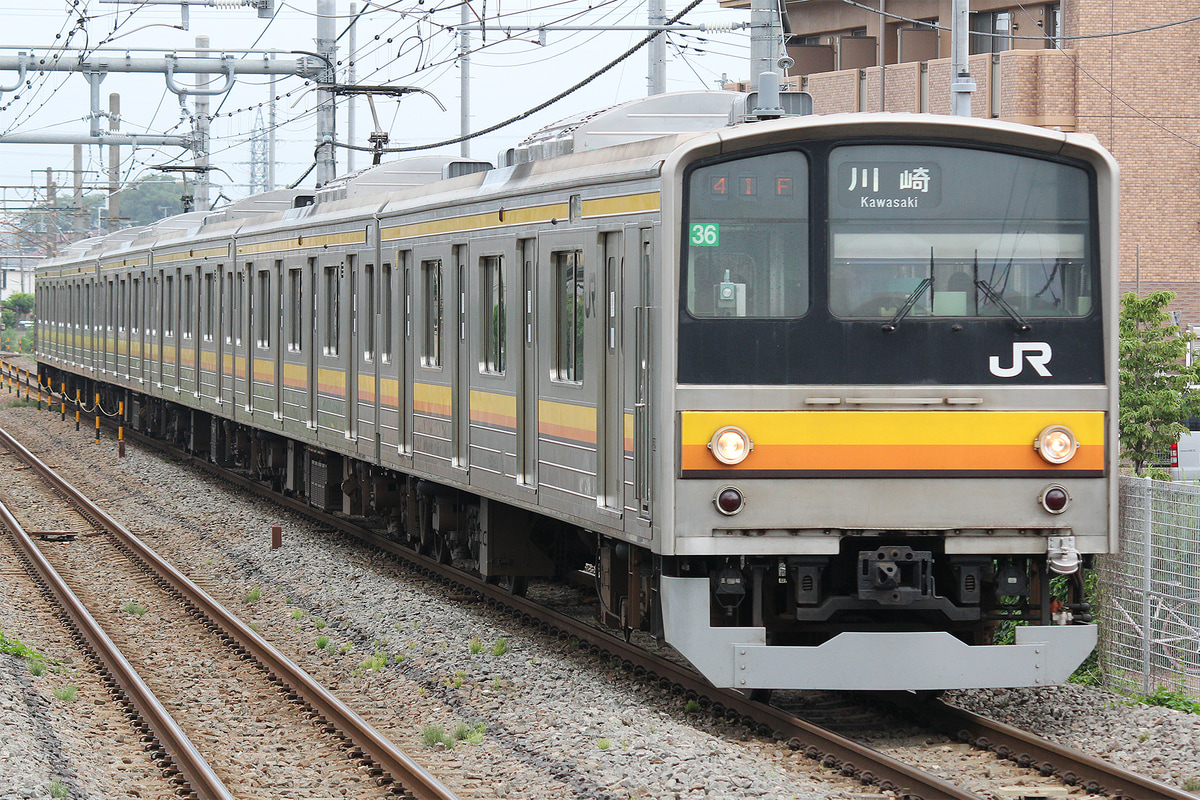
[719,1,1200,321]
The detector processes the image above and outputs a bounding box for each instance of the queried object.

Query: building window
[324,265,340,356]
[422,259,442,367]
[971,11,1012,54]
[1044,2,1061,48]
[288,268,302,351]
[554,250,584,383]
[482,255,505,374]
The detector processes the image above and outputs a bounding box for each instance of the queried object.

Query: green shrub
[491,637,508,656]
[53,686,77,701]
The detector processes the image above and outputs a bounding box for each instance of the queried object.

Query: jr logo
[988,342,1053,378]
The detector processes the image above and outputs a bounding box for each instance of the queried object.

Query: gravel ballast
[1,395,1199,799]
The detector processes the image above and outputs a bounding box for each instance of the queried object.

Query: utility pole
[460,1,471,158]
[347,2,357,172]
[749,0,782,92]
[195,35,211,209]
[44,168,57,257]
[648,0,666,95]
[316,0,337,185]
[72,145,84,237]
[108,93,120,232]
[268,55,277,191]
[950,0,975,117]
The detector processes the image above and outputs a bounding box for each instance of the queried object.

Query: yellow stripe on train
[679,410,1105,474]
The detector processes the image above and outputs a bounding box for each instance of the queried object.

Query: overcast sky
[0,0,753,212]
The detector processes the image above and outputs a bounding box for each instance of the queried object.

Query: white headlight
[709,426,752,465]
[1035,425,1077,465]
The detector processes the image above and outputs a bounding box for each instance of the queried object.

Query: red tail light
[1172,443,1180,468]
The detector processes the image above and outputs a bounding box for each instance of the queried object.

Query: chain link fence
[1098,477,1200,696]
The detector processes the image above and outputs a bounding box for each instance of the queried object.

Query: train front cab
[656,115,1119,691]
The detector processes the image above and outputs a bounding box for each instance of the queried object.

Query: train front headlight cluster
[709,426,753,465]
[1034,425,1078,465]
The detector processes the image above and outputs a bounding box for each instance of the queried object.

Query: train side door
[518,238,538,491]
[453,244,470,472]
[400,251,415,457]
[273,260,284,420]
[218,266,235,406]
[466,235,517,492]
[536,227,601,517]
[599,231,623,513]
[634,230,654,523]
[354,247,380,458]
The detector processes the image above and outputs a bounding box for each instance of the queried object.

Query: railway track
[163,439,1200,800]
[0,423,460,800]
[5,364,1199,800]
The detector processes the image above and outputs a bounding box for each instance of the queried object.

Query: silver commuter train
[35,93,1118,691]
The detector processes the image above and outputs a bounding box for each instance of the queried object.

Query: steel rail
[0,426,461,800]
[916,696,1200,800]
[123,430,982,800]
[0,444,234,799]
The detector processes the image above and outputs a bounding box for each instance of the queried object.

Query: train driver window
[683,150,809,319]
[828,144,1094,320]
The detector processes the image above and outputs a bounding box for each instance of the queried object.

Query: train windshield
[828,144,1095,319]
[683,151,809,318]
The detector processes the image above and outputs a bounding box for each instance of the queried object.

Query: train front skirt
[661,576,1098,691]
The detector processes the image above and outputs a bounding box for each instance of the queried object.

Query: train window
[324,265,340,356]
[364,263,375,361]
[223,273,233,345]
[381,263,393,364]
[131,278,140,334]
[554,250,584,383]
[234,273,244,346]
[149,278,158,336]
[422,259,443,368]
[204,273,215,342]
[164,275,174,336]
[182,275,193,339]
[288,268,302,352]
[481,255,505,374]
[257,270,271,348]
[683,150,809,318]
[828,144,1094,320]
[119,279,127,332]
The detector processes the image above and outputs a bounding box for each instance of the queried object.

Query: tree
[3,292,34,316]
[117,175,187,226]
[1119,291,1200,474]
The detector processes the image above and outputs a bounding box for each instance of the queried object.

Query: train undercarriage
[51,372,1092,689]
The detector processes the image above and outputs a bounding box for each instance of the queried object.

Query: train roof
[39,89,820,265]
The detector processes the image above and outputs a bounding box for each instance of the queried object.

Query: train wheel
[429,533,452,565]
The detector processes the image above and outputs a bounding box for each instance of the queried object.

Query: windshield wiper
[881,277,932,332]
[976,279,1031,331]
